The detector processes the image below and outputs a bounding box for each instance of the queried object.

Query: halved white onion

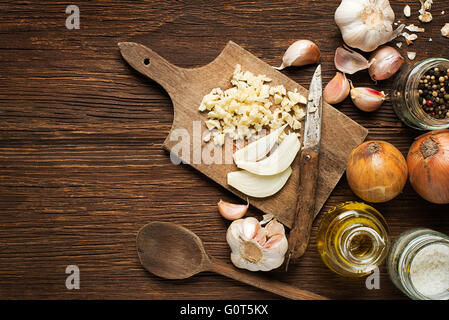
[235,133,300,176]
[227,167,292,198]
[233,125,287,163]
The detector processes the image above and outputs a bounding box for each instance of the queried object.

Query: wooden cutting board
[119,41,368,228]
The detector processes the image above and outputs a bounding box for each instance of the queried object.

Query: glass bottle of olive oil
[317,202,390,277]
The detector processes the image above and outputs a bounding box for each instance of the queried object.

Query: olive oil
[317,202,390,277]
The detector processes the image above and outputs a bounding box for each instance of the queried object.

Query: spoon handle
[207,258,328,300]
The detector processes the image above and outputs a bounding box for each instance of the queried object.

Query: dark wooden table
[1,0,448,300]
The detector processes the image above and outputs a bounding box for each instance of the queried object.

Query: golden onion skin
[346,141,408,203]
[407,129,449,204]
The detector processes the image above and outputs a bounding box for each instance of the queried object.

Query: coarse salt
[410,243,449,297]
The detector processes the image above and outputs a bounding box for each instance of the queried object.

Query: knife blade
[286,65,323,267]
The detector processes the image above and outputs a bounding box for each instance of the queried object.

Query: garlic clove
[233,124,287,163]
[264,219,285,238]
[235,133,300,176]
[217,199,249,220]
[241,216,260,240]
[275,40,320,70]
[264,234,286,249]
[227,167,292,198]
[323,72,350,105]
[334,46,371,75]
[350,85,386,112]
[255,229,267,246]
[368,46,404,81]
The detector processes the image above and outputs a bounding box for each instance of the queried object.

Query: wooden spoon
[136,221,328,300]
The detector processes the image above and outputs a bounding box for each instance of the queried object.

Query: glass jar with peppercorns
[392,58,449,130]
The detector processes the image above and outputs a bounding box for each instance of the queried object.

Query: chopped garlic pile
[198,65,307,146]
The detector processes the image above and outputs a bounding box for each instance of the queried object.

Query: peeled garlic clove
[323,72,350,105]
[227,167,292,198]
[350,86,386,112]
[334,46,370,75]
[235,133,300,176]
[233,124,287,163]
[368,46,404,81]
[217,199,249,220]
[275,40,320,70]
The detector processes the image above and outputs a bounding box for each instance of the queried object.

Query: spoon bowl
[137,221,208,279]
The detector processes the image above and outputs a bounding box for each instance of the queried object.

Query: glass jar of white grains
[387,228,449,300]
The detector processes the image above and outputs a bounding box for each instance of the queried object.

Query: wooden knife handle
[118,42,186,96]
[208,257,328,300]
[287,147,320,260]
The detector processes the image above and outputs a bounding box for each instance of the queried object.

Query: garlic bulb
[335,0,405,52]
[226,217,288,271]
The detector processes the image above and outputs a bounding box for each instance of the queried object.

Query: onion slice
[227,167,292,198]
[235,133,300,176]
[334,46,371,75]
[233,124,287,163]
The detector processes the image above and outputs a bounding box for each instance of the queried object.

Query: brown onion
[346,141,408,203]
[407,129,449,204]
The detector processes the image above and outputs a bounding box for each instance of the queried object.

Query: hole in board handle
[143,58,150,66]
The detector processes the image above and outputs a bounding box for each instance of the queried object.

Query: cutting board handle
[118,42,186,96]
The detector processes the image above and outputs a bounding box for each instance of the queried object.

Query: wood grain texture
[288,148,320,260]
[118,41,367,228]
[0,0,449,300]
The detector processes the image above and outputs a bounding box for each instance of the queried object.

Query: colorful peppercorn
[418,67,449,119]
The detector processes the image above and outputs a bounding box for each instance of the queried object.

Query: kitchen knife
[286,65,323,266]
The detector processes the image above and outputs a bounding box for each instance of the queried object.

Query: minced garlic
[199,65,306,146]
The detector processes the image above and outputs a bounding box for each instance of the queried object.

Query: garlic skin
[350,86,386,112]
[226,217,288,271]
[334,46,371,74]
[335,0,403,52]
[323,72,350,105]
[368,46,404,81]
[276,40,320,70]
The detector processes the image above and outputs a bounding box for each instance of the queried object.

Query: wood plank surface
[0,0,448,300]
